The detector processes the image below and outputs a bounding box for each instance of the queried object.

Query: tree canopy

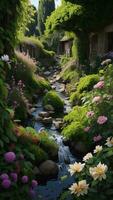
[45,0,113,35]
[38,0,55,35]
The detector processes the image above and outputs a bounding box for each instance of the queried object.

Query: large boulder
[39,111,49,118]
[39,160,59,179]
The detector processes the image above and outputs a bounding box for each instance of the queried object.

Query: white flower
[89,162,108,181]
[1,55,9,62]
[83,153,93,162]
[68,162,85,175]
[94,145,103,154]
[106,137,113,147]
[69,180,89,197]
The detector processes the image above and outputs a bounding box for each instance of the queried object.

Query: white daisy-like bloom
[69,180,89,197]
[1,55,9,62]
[106,137,113,147]
[94,145,103,154]
[89,162,108,181]
[83,153,93,162]
[68,162,85,175]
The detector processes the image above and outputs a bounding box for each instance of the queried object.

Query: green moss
[19,37,55,66]
[28,145,48,165]
[62,106,88,140]
[60,59,79,82]
[8,88,28,122]
[70,74,99,105]
[39,133,58,159]
[43,91,64,112]
[77,74,99,93]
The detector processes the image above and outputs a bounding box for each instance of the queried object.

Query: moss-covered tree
[38,0,55,35]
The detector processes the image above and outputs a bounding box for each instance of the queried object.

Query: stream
[31,68,76,200]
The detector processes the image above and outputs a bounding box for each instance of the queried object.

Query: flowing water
[31,69,76,200]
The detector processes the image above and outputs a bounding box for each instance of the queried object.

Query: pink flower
[0,174,9,180]
[4,152,16,163]
[92,96,101,103]
[94,81,104,89]
[21,176,29,184]
[10,173,18,182]
[31,180,38,188]
[87,111,94,118]
[84,126,90,132]
[93,135,102,142]
[97,116,108,125]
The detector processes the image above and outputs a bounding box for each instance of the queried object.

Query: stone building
[59,36,73,56]
[90,23,113,62]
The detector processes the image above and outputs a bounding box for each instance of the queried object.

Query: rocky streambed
[31,67,76,200]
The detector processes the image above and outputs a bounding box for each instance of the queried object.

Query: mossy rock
[43,91,64,113]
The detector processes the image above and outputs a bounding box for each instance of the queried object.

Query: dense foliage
[43,91,64,113]
[25,5,39,36]
[45,0,113,64]
[0,0,34,55]
[38,0,55,35]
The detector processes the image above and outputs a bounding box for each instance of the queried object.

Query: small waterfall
[30,72,75,200]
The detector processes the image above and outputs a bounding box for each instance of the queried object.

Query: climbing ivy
[45,0,113,65]
[0,0,34,55]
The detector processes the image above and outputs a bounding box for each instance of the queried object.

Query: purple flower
[4,152,16,163]
[21,176,29,184]
[31,180,38,188]
[10,173,18,182]
[2,179,11,189]
[0,173,9,180]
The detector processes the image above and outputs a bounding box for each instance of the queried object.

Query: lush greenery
[38,0,55,35]
[19,36,55,66]
[6,52,50,122]
[45,0,113,64]
[0,0,35,55]
[25,5,39,36]
[43,91,64,113]
[62,64,113,153]
[70,74,99,105]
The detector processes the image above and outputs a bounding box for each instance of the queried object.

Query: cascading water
[31,69,76,200]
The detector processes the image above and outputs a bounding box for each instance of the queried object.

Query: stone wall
[90,23,113,62]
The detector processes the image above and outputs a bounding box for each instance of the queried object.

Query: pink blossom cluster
[84,126,90,132]
[97,116,108,125]
[93,135,102,142]
[92,96,101,103]
[94,81,104,89]
[87,111,94,118]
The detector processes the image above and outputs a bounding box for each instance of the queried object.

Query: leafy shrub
[70,74,99,105]
[62,106,89,143]
[77,74,99,93]
[63,64,113,153]
[8,88,28,122]
[28,145,48,165]
[43,90,64,112]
